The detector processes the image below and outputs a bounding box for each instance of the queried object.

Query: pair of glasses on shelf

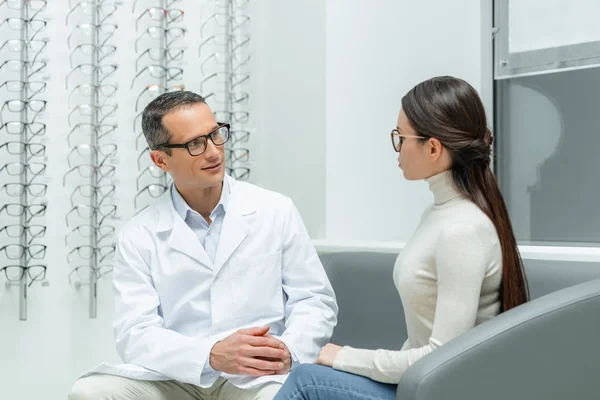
[135,48,184,73]
[0,0,47,19]
[135,7,184,31]
[0,60,47,78]
[0,243,46,260]
[67,143,116,168]
[0,265,47,287]
[65,64,118,89]
[0,162,46,180]
[67,244,115,263]
[69,44,117,67]
[0,224,46,244]
[200,13,250,37]
[130,65,183,89]
[69,184,115,208]
[67,123,116,147]
[0,203,46,223]
[0,182,47,198]
[67,104,117,126]
[68,265,112,287]
[66,2,117,25]
[0,141,46,160]
[63,164,116,186]
[134,26,186,53]
[0,39,47,64]
[0,80,46,99]
[134,184,167,209]
[198,33,250,58]
[65,204,117,227]
[67,23,117,51]
[0,17,47,41]
[65,224,114,246]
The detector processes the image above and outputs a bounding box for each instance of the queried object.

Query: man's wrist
[208,341,221,371]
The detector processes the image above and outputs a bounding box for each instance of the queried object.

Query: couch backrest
[321,251,600,349]
[320,252,407,350]
[525,259,600,299]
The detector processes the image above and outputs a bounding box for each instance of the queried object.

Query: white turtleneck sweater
[332,170,502,384]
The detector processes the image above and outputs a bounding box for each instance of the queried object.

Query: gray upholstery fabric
[320,251,600,400]
[320,252,407,350]
[525,258,600,298]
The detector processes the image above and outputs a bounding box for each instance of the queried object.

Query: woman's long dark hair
[402,76,529,312]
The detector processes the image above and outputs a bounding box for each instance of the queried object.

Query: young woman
[273,76,529,400]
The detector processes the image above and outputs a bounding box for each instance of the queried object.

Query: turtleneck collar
[426,169,463,205]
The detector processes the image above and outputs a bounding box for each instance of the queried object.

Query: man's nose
[204,138,220,158]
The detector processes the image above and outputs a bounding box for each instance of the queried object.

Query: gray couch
[320,252,600,400]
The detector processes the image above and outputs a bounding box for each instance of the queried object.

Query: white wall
[252,0,327,238]
[324,0,493,242]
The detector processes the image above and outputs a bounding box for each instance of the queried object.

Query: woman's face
[396,109,432,180]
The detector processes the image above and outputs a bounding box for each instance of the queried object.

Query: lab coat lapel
[212,179,254,280]
[154,187,212,268]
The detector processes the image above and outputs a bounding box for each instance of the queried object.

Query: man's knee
[68,374,130,400]
[69,375,103,400]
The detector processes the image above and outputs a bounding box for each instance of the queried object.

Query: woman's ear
[428,137,444,162]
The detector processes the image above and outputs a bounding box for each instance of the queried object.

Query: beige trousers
[68,374,282,400]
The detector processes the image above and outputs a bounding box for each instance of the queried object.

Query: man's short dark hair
[141,91,206,154]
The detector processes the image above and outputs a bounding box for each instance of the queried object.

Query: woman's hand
[314,343,343,367]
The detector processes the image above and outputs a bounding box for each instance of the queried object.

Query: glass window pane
[495,67,600,244]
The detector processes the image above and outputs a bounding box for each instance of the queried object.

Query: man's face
[150,102,226,191]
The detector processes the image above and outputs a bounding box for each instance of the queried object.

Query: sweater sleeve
[333,222,487,384]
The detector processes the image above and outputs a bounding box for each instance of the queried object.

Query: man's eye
[188,138,205,148]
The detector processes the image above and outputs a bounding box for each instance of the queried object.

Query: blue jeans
[274,364,397,400]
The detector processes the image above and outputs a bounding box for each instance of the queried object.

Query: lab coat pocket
[230,252,284,321]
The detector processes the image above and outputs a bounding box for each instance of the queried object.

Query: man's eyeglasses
[153,123,230,157]
[390,129,426,152]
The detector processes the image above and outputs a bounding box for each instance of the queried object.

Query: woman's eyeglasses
[390,129,426,152]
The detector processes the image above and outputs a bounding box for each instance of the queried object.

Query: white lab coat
[83,176,338,389]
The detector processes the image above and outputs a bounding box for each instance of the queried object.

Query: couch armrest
[396,279,600,400]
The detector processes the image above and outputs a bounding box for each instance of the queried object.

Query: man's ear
[150,149,169,172]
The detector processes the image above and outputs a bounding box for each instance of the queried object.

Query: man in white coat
[69,91,338,399]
